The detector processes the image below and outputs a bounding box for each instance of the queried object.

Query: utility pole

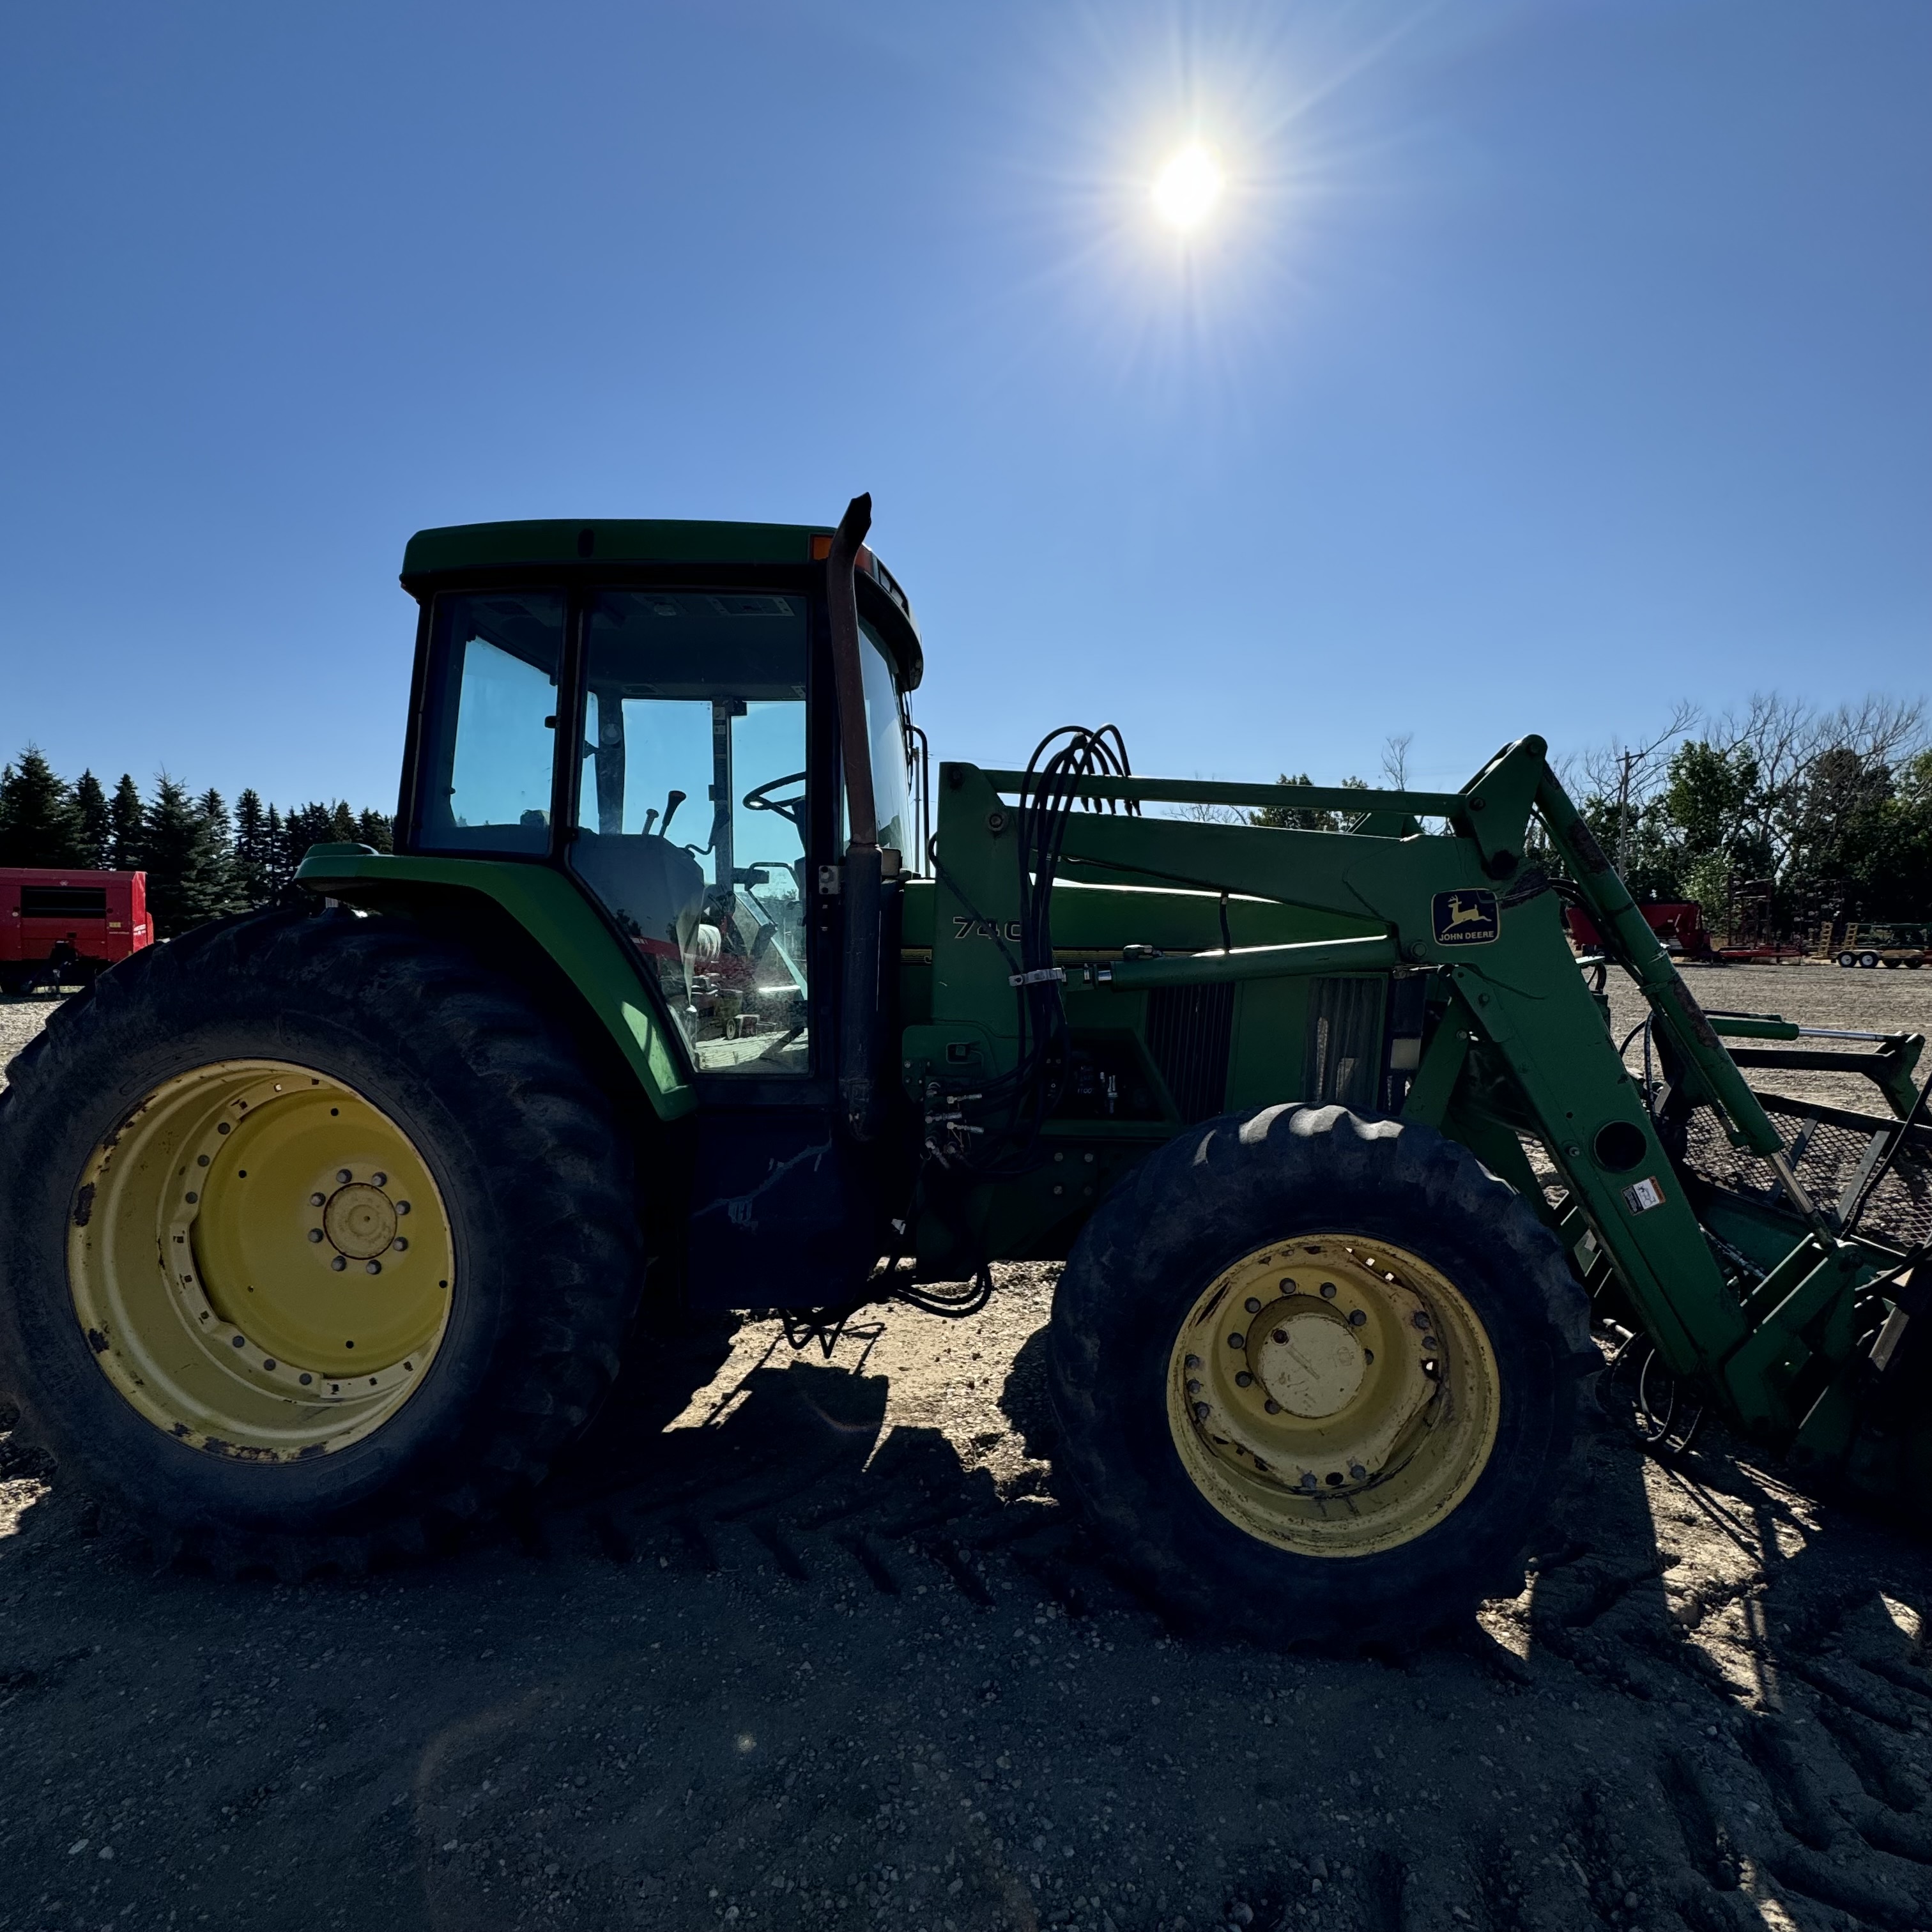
[1614,749,1636,877]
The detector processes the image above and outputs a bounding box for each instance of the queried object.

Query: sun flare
[1151,143,1225,232]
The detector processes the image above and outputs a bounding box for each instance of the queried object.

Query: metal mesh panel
[1683,1092,1932,1251]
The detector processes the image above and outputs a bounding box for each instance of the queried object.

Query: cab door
[562,585,881,1308]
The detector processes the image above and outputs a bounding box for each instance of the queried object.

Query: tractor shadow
[531,1310,1129,1613]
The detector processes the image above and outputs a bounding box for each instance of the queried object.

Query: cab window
[415,592,564,855]
[858,615,914,862]
[570,590,810,1076]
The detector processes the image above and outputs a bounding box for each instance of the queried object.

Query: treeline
[0,747,394,939]
[1563,696,1932,935]
[1216,697,1932,937]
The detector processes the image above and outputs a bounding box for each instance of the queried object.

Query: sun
[1151,144,1225,233]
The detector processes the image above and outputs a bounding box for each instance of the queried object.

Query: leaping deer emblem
[1445,894,1489,929]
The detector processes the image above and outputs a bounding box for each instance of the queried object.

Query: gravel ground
[1,966,1930,1932]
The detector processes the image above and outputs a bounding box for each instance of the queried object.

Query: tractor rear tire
[1047,1103,1593,1650]
[0,907,644,1574]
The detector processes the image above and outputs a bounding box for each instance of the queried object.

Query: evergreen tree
[199,788,232,849]
[72,770,111,869]
[328,800,358,843]
[264,805,288,891]
[280,802,339,877]
[355,808,394,853]
[234,790,272,905]
[109,774,145,870]
[142,776,240,938]
[0,747,84,868]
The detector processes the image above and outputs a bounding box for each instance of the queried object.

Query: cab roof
[401,518,923,689]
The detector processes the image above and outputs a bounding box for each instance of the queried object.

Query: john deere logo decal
[1432,889,1499,946]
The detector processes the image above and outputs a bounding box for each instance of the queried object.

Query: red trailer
[1565,898,1711,962]
[0,868,151,995]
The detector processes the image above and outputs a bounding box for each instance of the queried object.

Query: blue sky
[2,1,1926,809]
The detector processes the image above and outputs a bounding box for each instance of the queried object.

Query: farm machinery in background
[1,498,1929,1648]
[1822,923,1929,970]
[0,868,150,996]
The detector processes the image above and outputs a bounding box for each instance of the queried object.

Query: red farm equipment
[1566,898,1710,963]
[0,868,151,996]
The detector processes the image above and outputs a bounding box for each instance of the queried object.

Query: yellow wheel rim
[68,1060,456,1459]
[1166,1234,1500,1558]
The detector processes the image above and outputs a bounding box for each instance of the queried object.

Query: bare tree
[1578,701,1699,873]
[1380,733,1413,791]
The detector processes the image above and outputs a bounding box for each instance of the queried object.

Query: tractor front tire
[0,908,644,1574]
[1048,1104,1593,1649]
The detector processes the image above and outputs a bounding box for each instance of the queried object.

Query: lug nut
[1264,1399,1282,1414]
[1278,1278,1297,1294]
[1299,1471,1317,1491]
[308,1229,323,1243]
[1193,1402,1211,1422]
[310,1192,326,1207]
[1348,1309,1367,1327]
[1244,1297,1262,1314]
[337,1169,353,1184]
[1319,1282,1337,1299]
[1272,1328,1288,1344]
[1184,1354,1201,1370]
[366,1261,381,1276]
[1412,1312,1430,1329]
[395,1201,411,1216]
[1228,1333,1245,1349]
[392,1237,408,1252]
[1349,1462,1367,1480]
[331,1256,347,1273]
[1235,1372,1254,1388]
[230,1335,245,1349]
[1363,1349,1374,1365]
[371,1172,387,1186]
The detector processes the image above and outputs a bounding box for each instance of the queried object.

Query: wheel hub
[1255,1309,1365,1418]
[323,1182,399,1261]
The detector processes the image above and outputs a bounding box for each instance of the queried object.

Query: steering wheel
[742,769,808,830]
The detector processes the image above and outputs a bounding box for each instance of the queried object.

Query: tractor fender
[293,850,695,1122]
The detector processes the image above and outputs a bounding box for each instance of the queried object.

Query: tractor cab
[387,509,922,1303]
[401,516,921,1078]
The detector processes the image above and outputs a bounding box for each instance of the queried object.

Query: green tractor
[3,498,1928,1645]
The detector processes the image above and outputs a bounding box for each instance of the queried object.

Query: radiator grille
[1685,1093,1932,1252]
[1146,983,1235,1124]
[1306,977,1382,1111]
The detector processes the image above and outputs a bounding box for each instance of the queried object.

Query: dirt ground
[2,962,1931,1932]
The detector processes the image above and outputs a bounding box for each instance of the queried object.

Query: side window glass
[415,592,564,855]
[855,617,913,861]
[571,592,809,1075]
